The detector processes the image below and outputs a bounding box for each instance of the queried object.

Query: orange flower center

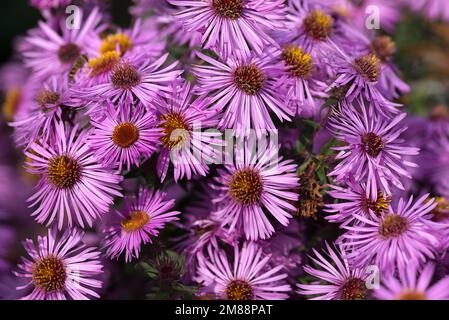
[121,210,150,232]
[112,122,139,148]
[36,90,61,111]
[361,191,391,217]
[398,290,427,300]
[159,112,191,150]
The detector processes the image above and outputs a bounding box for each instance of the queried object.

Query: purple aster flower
[174,185,236,256]
[72,52,121,90]
[326,44,402,117]
[420,136,449,198]
[196,242,291,300]
[29,0,70,10]
[346,32,410,100]
[328,103,419,199]
[21,7,102,80]
[339,194,441,272]
[325,178,392,227]
[0,226,15,273]
[0,62,29,92]
[426,197,449,255]
[278,43,328,118]
[153,12,202,50]
[88,102,162,172]
[171,185,236,279]
[25,122,123,229]
[10,75,74,148]
[297,242,371,300]
[427,105,449,138]
[179,216,235,256]
[375,263,449,300]
[370,36,410,99]
[130,0,171,16]
[170,0,286,57]
[0,63,51,124]
[176,214,236,280]
[406,0,449,22]
[193,51,293,136]
[276,0,353,61]
[211,140,299,240]
[74,18,166,89]
[153,81,222,182]
[327,0,402,33]
[259,220,304,280]
[103,188,180,262]
[72,53,182,107]
[14,228,103,300]
[87,18,165,59]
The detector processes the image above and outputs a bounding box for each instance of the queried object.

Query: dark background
[0,0,133,64]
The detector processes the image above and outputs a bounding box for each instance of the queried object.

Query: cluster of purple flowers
[1,0,449,300]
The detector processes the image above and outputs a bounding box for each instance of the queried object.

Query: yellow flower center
[303,10,334,40]
[353,54,381,82]
[121,210,150,232]
[159,112,191,150]
[32,256,66,292]
[282,44,313,78]
[430,197,449,221]
[100,33,133,55]
[362,191,391,217]
[2,87,21,120]
[88,51,121,77]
